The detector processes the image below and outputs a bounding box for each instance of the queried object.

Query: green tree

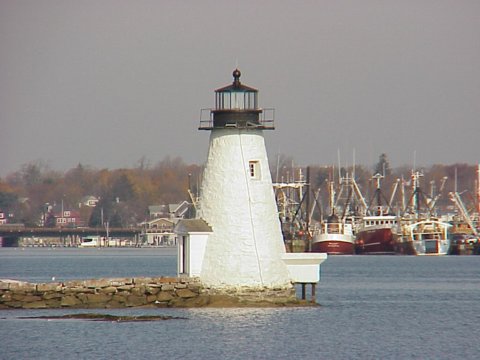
[109,211,123,227]
[89,197,112,228]
[0,191,17,210]
[111,173,134,202]
[314,167,331,189]
[374,153,392,176]
[45,212,56,227]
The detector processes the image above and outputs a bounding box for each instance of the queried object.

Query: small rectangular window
[249,161,260,180]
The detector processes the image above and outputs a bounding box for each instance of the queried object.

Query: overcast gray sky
[1,0,479,177]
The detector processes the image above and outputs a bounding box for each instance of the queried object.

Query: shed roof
[175,219,212,234]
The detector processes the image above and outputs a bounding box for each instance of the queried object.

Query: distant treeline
[0,154,478,227]
[0,157,202,227]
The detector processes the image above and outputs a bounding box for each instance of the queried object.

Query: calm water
[1,248,479,360]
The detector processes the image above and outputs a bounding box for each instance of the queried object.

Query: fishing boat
[396,218,451,255]
[311,212,355,254]
[273,168,310,253]
[311,177,357,255]
[395,171,451,255]
[355,174,398,255]
[447,172,480,255]
[355,213,398,254]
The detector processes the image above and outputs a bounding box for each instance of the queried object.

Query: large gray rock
[61,295,82,307]
[125,295,146,307]
[23,300,48,309]
[37,283,62,292]
[176,289,197,298]
[85,293,111,304]
[156,291,174,302]
[98,286,117,294]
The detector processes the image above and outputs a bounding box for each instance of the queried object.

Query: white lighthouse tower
[196,69,292,289]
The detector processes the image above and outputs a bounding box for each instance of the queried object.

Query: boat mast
[329,177,335,216]
[405,170,425,217]
[371,173,384,215]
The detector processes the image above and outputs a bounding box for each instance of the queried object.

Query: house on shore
[140,201,193,246]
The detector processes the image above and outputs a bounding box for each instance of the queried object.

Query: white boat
[396,218,451,255]
[79,236,128,247]
[79,236,101,247]
[395,171,451,255]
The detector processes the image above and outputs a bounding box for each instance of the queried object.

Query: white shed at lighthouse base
[281,253,328,283]
[175,219,213,277]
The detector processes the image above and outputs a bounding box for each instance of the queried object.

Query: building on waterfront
[0,211,7,225]
[148,201,191,219]
[54,209,84,228]
[139,217,177,246]
[79,195,99,208]
[140,201,194,246]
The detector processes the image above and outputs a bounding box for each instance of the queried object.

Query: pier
[0,226,142,247]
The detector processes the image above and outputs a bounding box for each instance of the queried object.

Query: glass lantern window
[232,92,244,109]
[216,91,257,110]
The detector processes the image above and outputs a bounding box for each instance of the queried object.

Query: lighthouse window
[216,91,257,110]
[246,92,257,109]
[232,92,245,109]
[216,93,222,109]
[249,161,260,179]
[223,93,231,109]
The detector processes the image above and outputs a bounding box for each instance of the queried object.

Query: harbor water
[1,248,479,360]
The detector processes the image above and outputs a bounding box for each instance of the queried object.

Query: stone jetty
[0,277,311,309]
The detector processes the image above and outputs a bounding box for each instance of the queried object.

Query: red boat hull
[311,240,355,255]
[355,227,397,255]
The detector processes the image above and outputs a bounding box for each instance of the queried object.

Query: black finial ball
[233,68,241,80]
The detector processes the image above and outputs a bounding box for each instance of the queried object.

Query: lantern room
[215,69,258,111]
[199,69,274,130]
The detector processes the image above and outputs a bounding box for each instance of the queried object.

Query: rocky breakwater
[0,278,308,309]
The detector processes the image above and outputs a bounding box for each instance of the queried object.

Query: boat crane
[403,170,434,217]
[449,191,479,238]
[427,176,448,215]
[273,167,309,232]
[309,188,322,224]
[273,169,306,219]
[187,173,201,212]
[388,178,400,212]
[335,172,368,219]
[366,173,393,215]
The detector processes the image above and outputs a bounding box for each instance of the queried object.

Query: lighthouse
[176,69,327,300]
[196,69,292,289]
